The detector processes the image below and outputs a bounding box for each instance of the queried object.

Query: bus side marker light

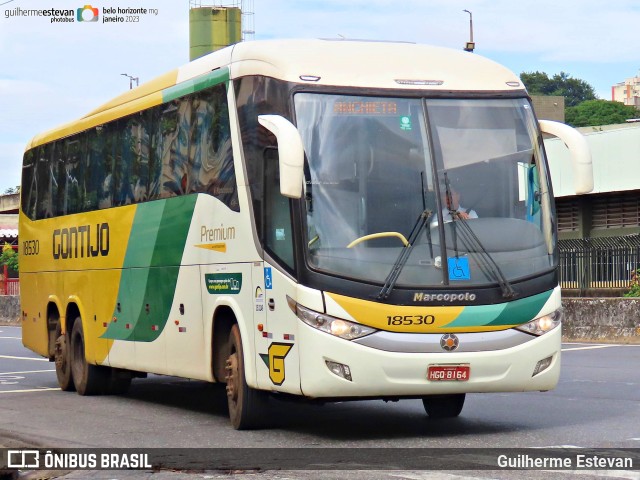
[532,356,553,377]
[283,334,295,340]
[325,360,352,381]
[257,324,264,332]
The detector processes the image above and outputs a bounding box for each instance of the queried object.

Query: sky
[1,0,639,192]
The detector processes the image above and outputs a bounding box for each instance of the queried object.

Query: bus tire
[225,324,269,430]
[70,318,109,396]
[54,321,74,392]
[422,393,466,419]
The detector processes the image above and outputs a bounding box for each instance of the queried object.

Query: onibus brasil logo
[77,4,99,22]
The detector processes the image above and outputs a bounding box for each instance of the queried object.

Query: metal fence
[1,244,19,296]
[559,235,640,291]
[4,278,19,296]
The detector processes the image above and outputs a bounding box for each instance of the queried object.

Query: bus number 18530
[387,315,435,326]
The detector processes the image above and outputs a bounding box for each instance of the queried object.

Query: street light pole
[121,73,139,90]
[463,9,475,52]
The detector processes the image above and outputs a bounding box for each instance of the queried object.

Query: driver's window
[264,148,295,270]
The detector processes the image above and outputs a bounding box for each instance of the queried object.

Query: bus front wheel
[70,318,109,396]
[54,321,74,391]
[422,394,466,419]
[225,324,269,429]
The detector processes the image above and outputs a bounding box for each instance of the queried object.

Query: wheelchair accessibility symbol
[448,256,471,281]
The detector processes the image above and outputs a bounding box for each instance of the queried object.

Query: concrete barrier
[1,295,639,343]
[562,297,640,344]
[0,295,20,325]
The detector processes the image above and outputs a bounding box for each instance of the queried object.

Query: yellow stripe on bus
[326,292,464,333]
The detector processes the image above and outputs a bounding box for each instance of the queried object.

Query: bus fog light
[532,355,553,377]
[515,309,562,336]
[325,360,352,381]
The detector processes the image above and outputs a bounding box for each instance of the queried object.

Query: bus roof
[27,39,526,149]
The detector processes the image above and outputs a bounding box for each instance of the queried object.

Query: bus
[20,39,593,429]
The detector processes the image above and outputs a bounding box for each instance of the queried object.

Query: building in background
[0,192,19,245]
[545,123,640,295]
[611,74,640,108]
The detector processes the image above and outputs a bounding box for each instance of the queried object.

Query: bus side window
[115,118,136,206]
[52,141,66,216]
[193,85,239,211]
[146,107,162,201]
[85,127,103,211]
[36,144,54,219]
[21,150,37,220]
[66,137,85,214]
[158,101,181,198]
[263,147,294,270]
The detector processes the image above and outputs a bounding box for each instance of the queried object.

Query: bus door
[255,148,302,394]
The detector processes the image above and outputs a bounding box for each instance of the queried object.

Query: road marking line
[0,354,48,362]
[0,387,60,394]
[549,471,640,479]
[562,345,617,352]
[0,336,22,339]
[0,370,55,375]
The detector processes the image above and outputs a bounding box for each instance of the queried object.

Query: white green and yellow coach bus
[20,39,593,429]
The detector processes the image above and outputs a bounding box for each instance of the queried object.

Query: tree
[565,100,639,127]
[0,243,18,273]
[520,71,597,107]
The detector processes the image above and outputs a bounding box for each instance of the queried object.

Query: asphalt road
[1,325,639,479]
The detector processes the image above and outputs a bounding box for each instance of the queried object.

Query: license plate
[427,364,470,381]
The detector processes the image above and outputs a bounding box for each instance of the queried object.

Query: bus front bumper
[298,323,561,399]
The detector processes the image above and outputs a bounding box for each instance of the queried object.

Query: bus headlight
[288,296,376,340]
[515,309,562,336]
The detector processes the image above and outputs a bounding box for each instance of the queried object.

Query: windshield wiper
[376,208,432,300]
[443,175,516,299]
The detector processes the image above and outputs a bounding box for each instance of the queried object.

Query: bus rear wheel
[70,318,109,395]
[54,321,74,391]
[422,394,466,419]
[225,324,269,430]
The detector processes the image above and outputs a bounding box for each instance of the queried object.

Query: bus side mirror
[539,120,593,195]
[257,115,304,198]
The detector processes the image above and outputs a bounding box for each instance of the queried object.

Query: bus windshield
[294,93,555,288]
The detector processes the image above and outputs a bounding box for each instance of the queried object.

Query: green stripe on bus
[443,290,552,328]
[102,195,197,342]
[162,67,230,103]
[486,290,552,326]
